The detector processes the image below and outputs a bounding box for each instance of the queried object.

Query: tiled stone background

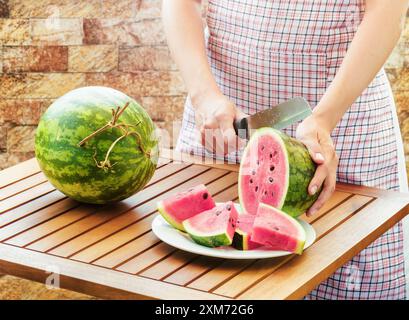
[0,0,408,299]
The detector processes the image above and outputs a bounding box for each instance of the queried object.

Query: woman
[162,0,409,299]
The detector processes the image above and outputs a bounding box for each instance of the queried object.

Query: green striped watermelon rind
[35,86,159,204]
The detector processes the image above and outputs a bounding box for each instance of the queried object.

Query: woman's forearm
[162,0,222,106]
[313,0,408,132]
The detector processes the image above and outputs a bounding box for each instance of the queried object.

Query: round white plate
[152,203,316,259]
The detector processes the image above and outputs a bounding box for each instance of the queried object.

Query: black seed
[270,153,273,159]
[256,160,260,165]
[249,178,253,184]
[226,204,231,211]
[202,192,208,200]
[216,210,221,216]
[264,190,267,195]
[269,177,274,183]
[270,165,275,171]
[273,226,279,231]
[261,146,265,150]
[255,186,258,192]
[271,192,274,197]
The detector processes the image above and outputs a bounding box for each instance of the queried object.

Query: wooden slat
[0,158,40,189]
[0,243,226,300]
[139,250,198,280]
[26,164,209,252]
[0,172,47,201]
[187,259,255,292]
[0,182,55,213]
[0,198,80,241]
[71,172,237,264]
[302,191,351,224]
[238,196,409,300]
[116,242,177,274]
[0,190,66,222]
[211,195,372,297]
[3,203,92,245]
[2,161,179,245]
[163,255,224,286]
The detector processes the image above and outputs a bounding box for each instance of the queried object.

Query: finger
[308,164,327,196]
[307,173,336,217]
[302,139,325,164]
[219,119,238,154]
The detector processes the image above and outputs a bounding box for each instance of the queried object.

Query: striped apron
[176,0,408,299]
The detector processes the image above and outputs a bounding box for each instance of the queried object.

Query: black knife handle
[233,118,248,140]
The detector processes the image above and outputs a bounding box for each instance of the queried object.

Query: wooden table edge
[0,243,229,300]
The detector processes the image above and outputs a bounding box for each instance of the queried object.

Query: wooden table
[1,150,408,300]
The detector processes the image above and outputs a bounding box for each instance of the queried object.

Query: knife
[233,97,312,140]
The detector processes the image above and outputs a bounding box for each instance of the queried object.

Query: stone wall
[0,1,408,181]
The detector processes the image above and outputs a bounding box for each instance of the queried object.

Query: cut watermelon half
[251,203,306,254]
[239,127,319,218]
[232,214,262,251]
[182,201,238,248]
[157,184,215,231]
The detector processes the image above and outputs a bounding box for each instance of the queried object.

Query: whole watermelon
[35,86,159,204]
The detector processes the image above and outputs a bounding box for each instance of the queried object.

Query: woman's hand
[296,114,339,217]
[193,93,247,156]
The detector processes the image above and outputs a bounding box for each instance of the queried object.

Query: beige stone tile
[86,71,186,98]
[119,46,177,72]
[9,0,103,18]
[68,45,118,72]
[3,46,68,72]
[0,99,51,125]
[83,18,165,46]
[0,73,86,99]
[7,125,36,152]
[0,19,31,45]
[30,18,83,45]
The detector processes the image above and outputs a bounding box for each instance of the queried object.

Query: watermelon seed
[255,186,259,192]
[269,177,274,183]
[226,204,231,211]
[256,160,259,165]
[264,190,267,196]
[261,146,265,151]
[273,226,279,231]
[216,210,221,216]
[251,169,256,175]
[270,165,275,172]
[202,192,208,199]
[270,153,272,159]
[249,178,253,184]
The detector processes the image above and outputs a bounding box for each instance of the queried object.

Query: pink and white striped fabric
[176,0,407,299]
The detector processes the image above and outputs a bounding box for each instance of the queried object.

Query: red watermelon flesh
[239,129,287,215]
[232,214,262,250]
[251,203,306,254]
[239,128,320,218]
[183,201,238,248]
[157,184,215,231]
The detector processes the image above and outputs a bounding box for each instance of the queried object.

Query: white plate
[152,203,316,259]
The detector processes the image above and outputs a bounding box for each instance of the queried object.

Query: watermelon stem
[78,102,151,171]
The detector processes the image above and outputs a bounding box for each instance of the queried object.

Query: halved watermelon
[251,203,306,254]
[239,128,319,218]
[232,214,262,250]
[157,184,215,231]
[182,201,238,248]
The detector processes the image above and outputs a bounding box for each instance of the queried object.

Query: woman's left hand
[296,114,339,217]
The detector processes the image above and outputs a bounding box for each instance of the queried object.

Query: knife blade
[233,97,312,139]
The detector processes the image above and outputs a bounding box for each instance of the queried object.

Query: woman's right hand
[192,93,247,156]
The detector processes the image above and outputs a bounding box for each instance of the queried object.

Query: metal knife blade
[233,97,312,139]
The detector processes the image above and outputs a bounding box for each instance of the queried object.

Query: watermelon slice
[251,203,306,254]
[231,214,262,250]
[157,184,215,231]
[239,127,320,218]
[182,201,238,248]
